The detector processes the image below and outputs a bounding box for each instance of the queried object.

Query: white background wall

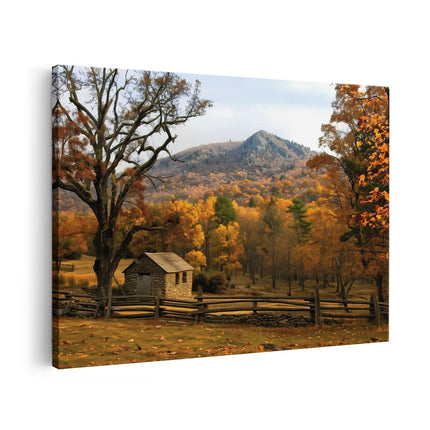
[1,1,429,428]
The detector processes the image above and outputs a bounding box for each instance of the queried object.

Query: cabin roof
[123,252,194,274]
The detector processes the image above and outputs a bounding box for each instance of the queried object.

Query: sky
[56,66,337,155]
[169,71,337,153]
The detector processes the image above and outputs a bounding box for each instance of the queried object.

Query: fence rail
[53,289,388,326]
[53,263,75,272]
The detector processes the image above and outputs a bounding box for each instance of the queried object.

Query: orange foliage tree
[348,85,389,246]
[195,196,217,270]
[308,84,389,301]
[236,205,263,284]
[53,211,97,267]
[211,221,244,274]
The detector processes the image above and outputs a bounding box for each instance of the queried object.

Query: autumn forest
[53,70,388,297]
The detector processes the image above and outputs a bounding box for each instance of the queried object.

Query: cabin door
[137,273,151,295]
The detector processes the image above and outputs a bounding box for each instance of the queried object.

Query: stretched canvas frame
[52,65,389,369]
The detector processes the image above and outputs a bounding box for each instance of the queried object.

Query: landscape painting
[52,65,389,369]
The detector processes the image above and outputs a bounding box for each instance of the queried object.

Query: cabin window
[182,271,187,283]
[175,273,180,284]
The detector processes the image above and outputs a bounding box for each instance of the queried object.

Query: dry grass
[54,255,134,291]
[227,273,376,300]
[53,316,388,369]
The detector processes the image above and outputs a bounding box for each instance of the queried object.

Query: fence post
[309,294,314,323]
[196,290,203,322]
[252,299,258,314]
[313,288,320,326]
[370,294,380,327]
[154,295,160,319]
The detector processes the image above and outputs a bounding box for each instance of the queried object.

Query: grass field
[53,316,388,368]
[227,274,376,300]
[54,255,134,291]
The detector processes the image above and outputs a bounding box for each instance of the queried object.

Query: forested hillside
[146,130,316,202]
[55,130,319,210]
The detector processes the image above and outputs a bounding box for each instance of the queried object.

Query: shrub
[207,271,226,293]
[192,271,226,293]
[77,279,90,289]
[67,276,77,288]
[192,271,208,292]
[64,251,82,260]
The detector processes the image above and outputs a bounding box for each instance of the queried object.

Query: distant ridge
[154,130,313,175]
[56,131,319,210]
[147,130,316,202]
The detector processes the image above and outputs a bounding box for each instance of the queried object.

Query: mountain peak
[150,131,314,201]
[253,129,272,137]
[247,130,275,142]
[240,130,310,160]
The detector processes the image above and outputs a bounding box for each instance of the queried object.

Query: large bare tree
[52,65,212,315]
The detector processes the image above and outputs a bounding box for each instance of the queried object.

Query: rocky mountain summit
[146,130,315,202]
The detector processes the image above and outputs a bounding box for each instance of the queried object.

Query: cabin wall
[123,256,193,298]
[150,269,166,297]
[123,258,166,296]
[123,272,138,295]
[165,270,193,298]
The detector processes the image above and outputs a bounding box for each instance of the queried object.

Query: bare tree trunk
[375,271,388,303]
[204,234,210,272]
[93,222,118,318]
[271,250,277,289]
[286,248,292,296]
[299,257,305,291]
[160,230,168,252]
[249,256,256,285]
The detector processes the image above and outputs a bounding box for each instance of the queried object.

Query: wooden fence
[53,262,75,272]
[53,291,100,317]
[53,289,388,326]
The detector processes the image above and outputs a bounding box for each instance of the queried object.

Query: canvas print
[52,65,389,368]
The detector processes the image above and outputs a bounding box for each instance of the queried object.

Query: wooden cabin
[122,252,193,299]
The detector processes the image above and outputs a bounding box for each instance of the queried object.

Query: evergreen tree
[288,198,312,244]
[287,197,311,291]
[248,196,257,208]
[214,195,237,225]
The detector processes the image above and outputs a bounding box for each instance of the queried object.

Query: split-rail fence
[53,289,388,326]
